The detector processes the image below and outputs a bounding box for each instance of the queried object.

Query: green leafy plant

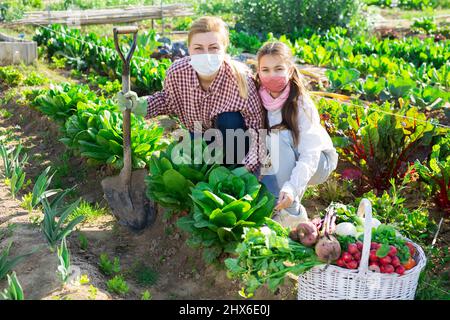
[70,200,109,221]
[415,135,450,215]
[20,192,33,212]
[61,102,164,169]
[225,219,320,298]
[33,24,170,95]
[41,196,83,249]
[0,272,24,300]
[23,71,48,86]
[98,254,120,276]
[177,166,275,263]
[32,83,102,124]
[318,99,435,192]
[57,237,71,283]
[134,263,158,287]
[358,178,435,242]
[88,285,98,300]
[0,242,34,281]
[30,166,61,210]
[8,165,26,199]
[0,143,28,181]
[141,290,152,300]
[78,232,88,251]
[106,275,129,296]
[326,67,360,92]
[146,138,219,212]
[0,66,24,86]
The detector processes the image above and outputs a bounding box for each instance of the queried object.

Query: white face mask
[189,53,224,77]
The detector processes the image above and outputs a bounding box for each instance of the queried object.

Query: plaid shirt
[145,56,264,172]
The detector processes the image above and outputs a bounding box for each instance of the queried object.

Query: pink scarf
[259,84,290,112]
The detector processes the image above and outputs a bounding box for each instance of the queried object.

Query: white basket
[297,198,427,300]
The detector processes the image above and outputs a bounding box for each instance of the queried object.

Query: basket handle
[357,198,372,274]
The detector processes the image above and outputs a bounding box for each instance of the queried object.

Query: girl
[257,41,338,227]
[118,16,264,172]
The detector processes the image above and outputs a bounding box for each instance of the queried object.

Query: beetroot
[316,236,341,262]
[289,229,299,242]
[315,208,341,263]
[294,221,319,247]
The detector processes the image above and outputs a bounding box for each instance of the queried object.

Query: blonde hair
[188,16,249,99]
[256,41,310,146]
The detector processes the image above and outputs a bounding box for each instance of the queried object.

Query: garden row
[33,24,450,113]
[232,28,449,109]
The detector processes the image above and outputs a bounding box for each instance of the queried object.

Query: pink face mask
[259,75,289,93]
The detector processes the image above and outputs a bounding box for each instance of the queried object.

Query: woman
[256,41,339,227]
[118,16,264,173]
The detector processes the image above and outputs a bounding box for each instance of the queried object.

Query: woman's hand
[117,91,148,117]
[274,191,294,211]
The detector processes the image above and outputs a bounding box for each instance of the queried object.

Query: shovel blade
[101,169,156,232]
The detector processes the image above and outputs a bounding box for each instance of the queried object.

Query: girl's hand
[275,191,294,211]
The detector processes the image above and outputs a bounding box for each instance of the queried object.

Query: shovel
[101,26,157,232]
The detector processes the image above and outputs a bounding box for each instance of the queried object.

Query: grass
[69,200,109,222]
[376,6,450,20]
[141,290,152,300]
[133,263,159,287]
[106,275,129,296]
[98,253,121,276]
[0,108,12,119]
[0,223,17,240]
[20,192,33,212]
[415,246,450,300]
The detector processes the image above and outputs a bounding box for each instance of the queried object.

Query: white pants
[261,130,334,219]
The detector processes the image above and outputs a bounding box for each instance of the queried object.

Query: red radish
[383,264,395,274]
[356,241,363,251]
[369,250,379,262]
[406,242,416,256]
[388,246,398,257]
[380,265,386,273]
[346,260,358,269]
[395,265,406,275]
[336,258,345,267]
[353,251,361,261]
[379,256,392,265]
[371,242,381,250]
[342,252,353,263]
[369,263,380,273]
[348,243,359,255]
[391,256,401,267]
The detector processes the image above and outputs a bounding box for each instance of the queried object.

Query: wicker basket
[297,198,427,300]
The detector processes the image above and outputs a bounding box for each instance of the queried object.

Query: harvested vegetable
[290,221,319,247]
[335,222,357,237]
[225,218,320,298]
[315,207,341,263]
